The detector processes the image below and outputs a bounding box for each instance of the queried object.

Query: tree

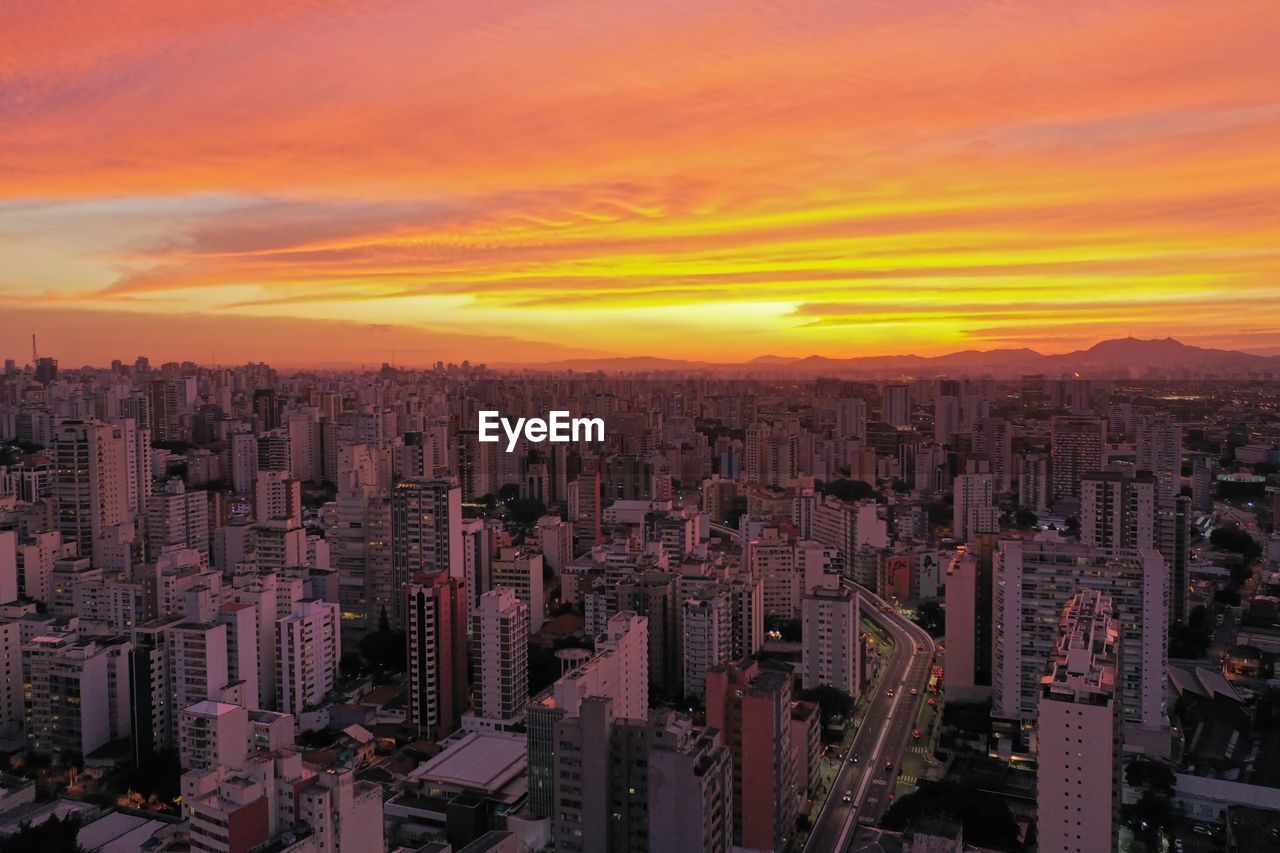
[882,782,1020,850]
[916,600,945,636]
[1214,586,1241,607]
[818,479,884,504]
[359,608,406,673]
[795,685,854,728]
[0,814,84,853]
[1014,508,1038,530]
[1210,527,1261,562]
[508,497,547,526]
[1126,757,1175,794]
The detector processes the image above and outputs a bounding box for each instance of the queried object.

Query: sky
[2,0,1279,367]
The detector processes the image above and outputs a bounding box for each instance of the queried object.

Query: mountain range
[497,337,1280,378]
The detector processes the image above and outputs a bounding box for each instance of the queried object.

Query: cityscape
[0,357,1278,853]
[4,2,1280,853]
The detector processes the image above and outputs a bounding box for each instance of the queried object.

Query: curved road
[804,582,936,852]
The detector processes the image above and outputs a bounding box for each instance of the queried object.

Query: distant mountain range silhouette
[505,337,1280,377]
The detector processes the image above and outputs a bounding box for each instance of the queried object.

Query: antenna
[31,334,38,366]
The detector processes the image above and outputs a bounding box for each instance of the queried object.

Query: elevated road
[803,583,936,852]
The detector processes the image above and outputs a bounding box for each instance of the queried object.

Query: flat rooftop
[408,731,527,794]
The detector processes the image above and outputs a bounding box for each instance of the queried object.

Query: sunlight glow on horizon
[2,0,1279,365]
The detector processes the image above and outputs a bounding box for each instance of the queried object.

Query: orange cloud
[1,0,1279,362]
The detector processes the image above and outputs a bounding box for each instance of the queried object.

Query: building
[705,659,798,853]
[1080,469,1157,552]
[1036,590,1122,853]
[252,470,302,524]
[470,589,529,726]
[615,571,682,697]
[1050,416,1106,504]
[276,600,340,717]
[525,611,649,819]
[406,572,468,739]
[551,698,732,853]
[1018,452,1051,515]
[179,700,250,771]
[992,536,1168,755]
[953,472,999,544]
[490,546,545,634]
[682,587,733,698]
[147,477,210,558]
[52,420,128,566]
[801,586,860,694]
[391,478,462,629]
[23,631,133,762]
[883,384,911,429]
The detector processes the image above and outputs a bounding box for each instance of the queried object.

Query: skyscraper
[405,572,468,739]
[1036,589,1122,853]
[705,659,798,852]
[1050,416,1107,505]
[801,586,860,695]
[469,588,529,726]
[52,420,128,566]
[992,536,1167,753]
[391,478,462,630]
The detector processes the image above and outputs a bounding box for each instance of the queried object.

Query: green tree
[0,814,84,853]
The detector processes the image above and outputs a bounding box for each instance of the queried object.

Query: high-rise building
[801,586,860,694]
[682,587,733,698]
[147,476,210,558]
[490,545,545,634]
[391,478,462,629]
[616,572,683,697]
[835,398,867,441]
[405,572,468,739]
[1018,452,1051,515]
[179,700,249,771]
[525,610,649,819]
[992,537,1167,753]
[552,699,732,853]
[1080,470,1157,552]
[705,659,798,853]
[275,600,340,717]
[1050,416,1106,504]
[23,630,133,762]
[953,472,999,544]
[883,384,911,429]
[52,420,128,566]
[1036,589,1122,853]
[469,588,529,725]
[253,470,302,524]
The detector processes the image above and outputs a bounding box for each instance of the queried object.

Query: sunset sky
[3,0,1279,366]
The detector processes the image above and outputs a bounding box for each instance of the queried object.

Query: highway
[803,583,936,853]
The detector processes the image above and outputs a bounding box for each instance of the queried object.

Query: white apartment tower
[1036,590,1123,853]
[801,586,861,694]
[470,588,530,724]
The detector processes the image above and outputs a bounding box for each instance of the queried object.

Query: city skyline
[5,0,1280,364]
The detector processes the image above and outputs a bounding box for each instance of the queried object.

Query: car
[912,728,921,739]
[849,754,859,763]
[888,792,895,802]
[886,688,895,697]
[842,790,853,803]
[916,643,923,651]
[1173,841,1184,852]
[909,688,919,696]
[885,761,893,772]
[1192,826,1212,836]
[927,697,936,706]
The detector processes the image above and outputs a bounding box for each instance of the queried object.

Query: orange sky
[2,0,1279,366]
